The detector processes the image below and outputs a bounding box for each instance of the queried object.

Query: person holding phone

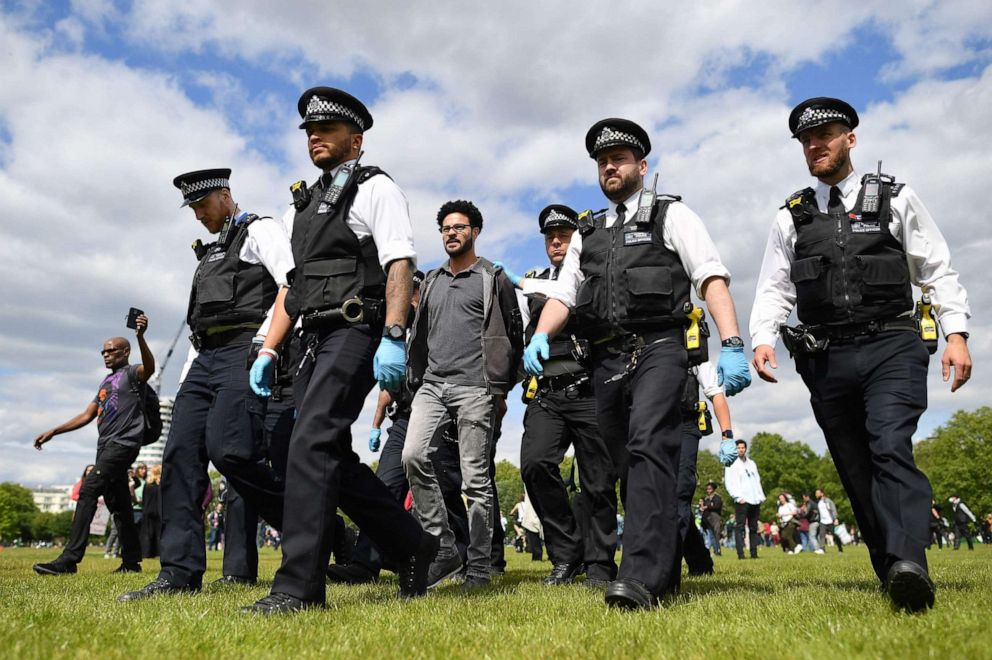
[32,314,155,576]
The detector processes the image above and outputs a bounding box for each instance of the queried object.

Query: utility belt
[190,326,260,351]
[779,317,917,356]
[300,297,383,332]
[591,327,683,385]
[522,370,590,402]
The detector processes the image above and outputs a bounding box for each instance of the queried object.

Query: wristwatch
[382,324,405,341]
[721,430,734,439]
[721,336,745,349]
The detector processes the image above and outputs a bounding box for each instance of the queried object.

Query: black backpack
[127,368,163,446]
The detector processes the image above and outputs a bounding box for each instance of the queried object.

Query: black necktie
[551,266,559,281]
[828,186,844,216]
[616,202,627,226]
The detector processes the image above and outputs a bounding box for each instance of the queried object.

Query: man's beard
[808,147,849,180]
[599,167,641,202]
[445,234,474,257]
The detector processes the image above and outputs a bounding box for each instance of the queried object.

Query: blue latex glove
[492,260,522,288]
[524,333,550,376]
[373,337,406,391]
[249,354,275,397]
[717,345,752,396]
[369,428,382,453]
[719,439,737,466]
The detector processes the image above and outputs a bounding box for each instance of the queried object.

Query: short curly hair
[436,199,483,230]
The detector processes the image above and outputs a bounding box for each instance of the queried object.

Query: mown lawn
[0,544,988,659]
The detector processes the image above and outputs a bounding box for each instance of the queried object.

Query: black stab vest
[285,166,388,318]
[525,267,585,371]
[574,198,692,339]
[787,179,912,326]
[186,215,278,334]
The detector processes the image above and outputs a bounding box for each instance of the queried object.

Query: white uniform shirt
[521,190,731,308]
[694,360,724,401]
[281,159,417,270]
[750,169,970,348]
[179,211,294,383]
[724,456,765,505]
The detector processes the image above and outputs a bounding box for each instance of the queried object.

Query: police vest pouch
[624,266,674,319]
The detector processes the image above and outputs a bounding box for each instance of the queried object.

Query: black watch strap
[721,336,745,348]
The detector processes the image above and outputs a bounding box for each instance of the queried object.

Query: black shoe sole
[605,584,656,610]
[33,564,76,576]
[888,571,935,612]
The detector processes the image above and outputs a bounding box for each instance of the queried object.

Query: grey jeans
[403,381,496,578]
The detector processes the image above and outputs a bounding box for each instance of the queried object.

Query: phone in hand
[126,307,144,329]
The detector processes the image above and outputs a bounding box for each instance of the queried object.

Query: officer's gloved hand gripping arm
[524,298,571,376]
[373,258,413,391]
[249,287,294,397]
[700,276,752,396]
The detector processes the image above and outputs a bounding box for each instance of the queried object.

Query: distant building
[32,485,75,513]
[135,396,174,467]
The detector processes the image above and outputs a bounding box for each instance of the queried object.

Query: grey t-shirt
[424,260,485,387]
[93,365,144,449]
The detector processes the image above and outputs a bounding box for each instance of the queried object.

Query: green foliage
[915,407,992,519]
[0,483,38,542]
[749,432,824,521]
[495,460,523,537]
[31,511,74,541]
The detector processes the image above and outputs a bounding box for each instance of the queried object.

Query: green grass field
[1,544,989,659]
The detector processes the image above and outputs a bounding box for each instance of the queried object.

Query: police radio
[216,215,235,248]
[318,151,364,214]
[633,173,659,225]
[861,161,884,215]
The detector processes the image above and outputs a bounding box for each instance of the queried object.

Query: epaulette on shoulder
[887,181,905,197]
[658,193,682,203]
[782,187,814,210]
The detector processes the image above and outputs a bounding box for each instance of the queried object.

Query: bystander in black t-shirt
[92,365,144,450]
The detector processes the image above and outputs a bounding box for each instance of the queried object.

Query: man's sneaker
[544,561,584,585]
[241,592,316,615]
[326,563,378,585]
[814,549,825,555]
[118,577,199,602]
[210,575,256,587]
[461,575,491,592]
[792,546,803,554]
[398,533,441,598]
[33,560,77,576]
[886,561,936,613]
[112,563,142,574]
[425,548,462,590]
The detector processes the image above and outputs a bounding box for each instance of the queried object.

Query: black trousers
[520,385,618,580]
[61,440,141,565]
[953,523,975,550]
[525,529,543,560]
[677,420,712,573]
[271,325,423,603]
[592,333,686,596]
[158,342,285,587]
[734,503,761,558]
[795,330,932,582]
[223,387,295,579]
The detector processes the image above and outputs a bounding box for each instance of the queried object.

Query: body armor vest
[187,215,277,334]
[574,198,692,339]
[526,267,586,374]
[285,166,388,318]
[787,179,912,326]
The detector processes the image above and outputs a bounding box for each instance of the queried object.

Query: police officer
[499,204,619,587]
[120,169,293,601]
[519,119,752,609]
[750,97,972,612]
[243,87,437,613]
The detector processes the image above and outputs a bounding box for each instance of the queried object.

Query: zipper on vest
[835,213,855,322]
[608,223,620,332]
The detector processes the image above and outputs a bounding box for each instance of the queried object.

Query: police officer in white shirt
[514,118,752,610]
[750,97,973,612]
[121,169,293,602]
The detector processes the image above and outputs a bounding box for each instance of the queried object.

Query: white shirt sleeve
[241,216,295,287]
[894,185,970,337]
[749,209,798,348]
[696,361,724,399]
[521,232,584,308]
[351,175,417,270]
[724,463,741,501]
[516,288,531,330]
[178,345,198,384]
[662,202,731,297]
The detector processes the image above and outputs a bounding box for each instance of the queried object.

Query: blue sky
[1,1,990,485]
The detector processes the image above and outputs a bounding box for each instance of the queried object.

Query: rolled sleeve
[521,233,583,308]
[244,217,295,287]
[696,361,724,399]
[662,203,730,297]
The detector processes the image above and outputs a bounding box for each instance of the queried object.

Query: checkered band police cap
[538,204,579,233]
[297,86,373,131]
[789,97,859,138]
[172,168,232,207]
[585,118,652,158]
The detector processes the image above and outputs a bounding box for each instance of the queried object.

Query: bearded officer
[516,119,752,609]
[750,97,972,612]
[498,204,618,587]
[243,87,437,614]
[120,169,292,601]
